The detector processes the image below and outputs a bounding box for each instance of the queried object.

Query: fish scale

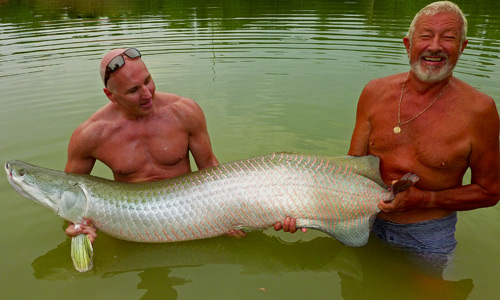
[5,152,400,248]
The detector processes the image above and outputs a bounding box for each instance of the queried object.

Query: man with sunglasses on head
[64,48,220,242]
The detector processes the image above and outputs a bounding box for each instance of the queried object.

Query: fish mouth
[4,161,14,179]
[4,164,31,200]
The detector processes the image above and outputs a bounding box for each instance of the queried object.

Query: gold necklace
[393,72,450,134]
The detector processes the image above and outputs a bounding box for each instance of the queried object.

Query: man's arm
[380,96,500,212]
[64,125,98,242]
[182,98,219,170]
[348,84,373,156]
[65,125,97,174]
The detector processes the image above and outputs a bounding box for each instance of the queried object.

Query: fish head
[5,160,87,223]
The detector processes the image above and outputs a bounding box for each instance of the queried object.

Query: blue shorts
[371,212,458,255]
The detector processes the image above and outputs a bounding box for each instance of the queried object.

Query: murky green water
[1,0,499,299]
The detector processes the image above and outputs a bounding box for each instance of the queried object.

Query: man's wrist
[422,190,437,209]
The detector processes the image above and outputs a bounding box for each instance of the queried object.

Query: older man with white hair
[347,1,500,258]
[279,1,499,263]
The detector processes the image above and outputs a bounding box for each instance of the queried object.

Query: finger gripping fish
[5,153,417,271]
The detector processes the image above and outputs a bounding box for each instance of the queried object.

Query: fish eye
[19,169,25,176]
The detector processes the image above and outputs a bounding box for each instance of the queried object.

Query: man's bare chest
[94,123,190,175]
[368,111,471,172]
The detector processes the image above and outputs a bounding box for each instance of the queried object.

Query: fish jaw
[5,160,88,223]
[5,162,33,201]
[5,160,56,209]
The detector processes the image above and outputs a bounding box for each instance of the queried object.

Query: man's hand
[274,216,307,233]
[65,219,97,244]
[225,229,247,238]
[378,186,426,213]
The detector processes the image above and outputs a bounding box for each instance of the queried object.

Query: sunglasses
[104,48,142,87]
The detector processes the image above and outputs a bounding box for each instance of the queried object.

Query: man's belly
[377,209,455,224]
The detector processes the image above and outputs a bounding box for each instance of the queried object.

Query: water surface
[1,0,499,299]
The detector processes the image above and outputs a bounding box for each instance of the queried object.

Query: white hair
[406,1,467,43]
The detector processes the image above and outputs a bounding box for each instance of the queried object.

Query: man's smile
[423,56,445,62]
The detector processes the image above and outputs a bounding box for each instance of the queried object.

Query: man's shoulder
[84,102,119,119]
[156,92,202,115]
[365,73,405,89]
[358,73,405,105]
[72,105,120,141]
[453,77,493,98]
[156,92,197,107]
[155,92,207,130]
[452,77,496,111]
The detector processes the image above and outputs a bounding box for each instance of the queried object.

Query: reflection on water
[136,268,189,300]
[1,0,500,299]
[32,231,473,299]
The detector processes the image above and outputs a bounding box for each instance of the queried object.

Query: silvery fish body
[5,153,393,247]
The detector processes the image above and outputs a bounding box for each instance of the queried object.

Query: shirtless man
[279,2,499,255]
[350,1,499,255]
[64,48,219,242]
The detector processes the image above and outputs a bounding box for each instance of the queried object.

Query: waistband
[372,212,458,254]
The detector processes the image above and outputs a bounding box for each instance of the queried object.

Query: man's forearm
[425,183,500,211]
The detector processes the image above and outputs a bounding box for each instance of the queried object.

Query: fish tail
[384,172,420,203]
[71,231,94,272]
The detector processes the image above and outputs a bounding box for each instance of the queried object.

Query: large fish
[5,153,418,272]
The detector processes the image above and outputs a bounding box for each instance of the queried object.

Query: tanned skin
[280,12,499,232]
[64,49,220,242]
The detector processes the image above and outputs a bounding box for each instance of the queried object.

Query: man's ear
[103,88,116,103]
[403,37,411,58]
[460,39,468,54]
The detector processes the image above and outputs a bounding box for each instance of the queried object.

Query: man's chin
[411,63,454,83]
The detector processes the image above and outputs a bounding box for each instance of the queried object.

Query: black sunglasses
[104,48,142,87]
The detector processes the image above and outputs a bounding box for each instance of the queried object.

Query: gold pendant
[393,126,401,134]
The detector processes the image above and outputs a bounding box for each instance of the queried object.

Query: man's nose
[428,35,442,52]
[140,85,152,98]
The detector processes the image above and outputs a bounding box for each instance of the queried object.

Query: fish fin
[71,232,93,272]
[306,225,370,247]
[383,172,420,203]
[368,214,378,229]
[297,216,372,247]
[266,153,385,187]
[334,155,386,188]
[332,224,371,247]
[232,225,258,233]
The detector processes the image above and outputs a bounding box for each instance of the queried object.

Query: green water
[1,0,499,299]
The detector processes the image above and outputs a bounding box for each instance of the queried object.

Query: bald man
[64,48,220,241]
